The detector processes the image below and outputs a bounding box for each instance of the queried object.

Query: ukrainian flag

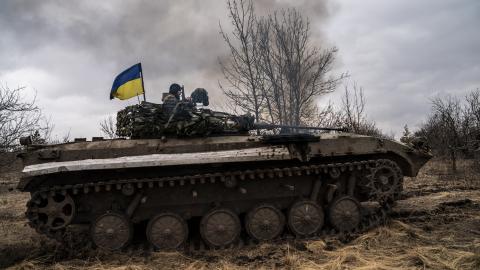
[110,63,144,100]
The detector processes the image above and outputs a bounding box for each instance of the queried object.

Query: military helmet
[169,83,181,95]
[191,88,209,106]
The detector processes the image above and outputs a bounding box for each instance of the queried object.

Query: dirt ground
[0,160,479,270]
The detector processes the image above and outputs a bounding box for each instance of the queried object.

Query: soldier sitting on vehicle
[162,83,190,116]
[161,83,194,129]
[163,83,182,105]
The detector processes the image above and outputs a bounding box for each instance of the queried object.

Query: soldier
[163,83,182,104]
[162,83,195,131]
[162,83,183,115]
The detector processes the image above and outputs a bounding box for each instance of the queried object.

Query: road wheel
[328,196,362,232]
[146,213,188,250]
[91,212,132,251]
[288,200,324,237]
[200,208,240,248]
[246,204,285,241]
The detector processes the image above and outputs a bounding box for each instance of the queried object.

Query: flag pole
[139,63,146,102]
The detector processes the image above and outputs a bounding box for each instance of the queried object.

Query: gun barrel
[253,123,346,132]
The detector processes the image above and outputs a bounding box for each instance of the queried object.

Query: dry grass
[1,159,480,270]
[310,220,480,270]
[413,158,480,189]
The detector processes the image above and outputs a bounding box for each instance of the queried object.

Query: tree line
[411,89,480,172]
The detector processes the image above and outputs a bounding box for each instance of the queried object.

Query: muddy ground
[0,160,479,270]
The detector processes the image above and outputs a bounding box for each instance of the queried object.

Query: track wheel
[91,212,132,251]
[288,200,324,237]
[26,192,76,231]
[146,213,188,250]
[200,208,241,248]
[246,204,285,241]
[328,196,361,232]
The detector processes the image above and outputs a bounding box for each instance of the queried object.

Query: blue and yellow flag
[110,63,144,100]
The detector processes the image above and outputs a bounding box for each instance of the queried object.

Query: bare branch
[100,115,118,139]
[0,84,45,152]
[219,1,345,127]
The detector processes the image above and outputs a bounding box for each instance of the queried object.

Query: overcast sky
[0,0,478,140]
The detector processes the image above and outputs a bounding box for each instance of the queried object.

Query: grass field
[1,159,479,269]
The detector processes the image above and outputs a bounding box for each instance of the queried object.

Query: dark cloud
[0,0,333,138]
[255,0,331,18]
[325,0,480,136]
[0,1,226,80]
[1,0,477,139]
[0,0,331,82]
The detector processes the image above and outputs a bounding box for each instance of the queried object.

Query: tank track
[26,158,399,250]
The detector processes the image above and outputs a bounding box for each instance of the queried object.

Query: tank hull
[17,133,432,250]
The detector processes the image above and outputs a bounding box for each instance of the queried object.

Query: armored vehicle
[17,93,432,251]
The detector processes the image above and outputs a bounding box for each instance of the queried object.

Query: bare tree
[219,0,265,123]
[400,124,413,144]
[33,117,56,144]
[310,83,385,137]
[0,84,43,152]
[464,89,480,146]
[257,10,346,125]
[417,89,480,173]
[219,0,346,126]
[100,115,117,139]
[339,83,383,136]
[306,102,343,128]
[422,96,464,172]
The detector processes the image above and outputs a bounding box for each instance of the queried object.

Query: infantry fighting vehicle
[17,90,432,251]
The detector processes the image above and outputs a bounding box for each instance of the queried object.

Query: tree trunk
[450,149,457,173]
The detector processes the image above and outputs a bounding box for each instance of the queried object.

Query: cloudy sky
[0,0,479,139]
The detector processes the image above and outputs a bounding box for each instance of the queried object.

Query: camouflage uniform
[116,85,254,138]
[162,93,180,116]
